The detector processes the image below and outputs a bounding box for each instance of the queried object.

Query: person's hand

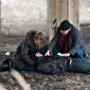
[57,53,70,57]
[35,52,43,57]
[44,50,51,56]
[86,53,88,57]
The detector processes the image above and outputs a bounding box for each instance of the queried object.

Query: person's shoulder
[18,39,28,47]
[55,30,60,36]
[71,25,80,33]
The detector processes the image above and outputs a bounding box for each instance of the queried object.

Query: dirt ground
[0,71,90,90]
[0,51,90,90]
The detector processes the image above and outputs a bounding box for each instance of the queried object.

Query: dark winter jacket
[15,32,38,69]
[48,25,87,56]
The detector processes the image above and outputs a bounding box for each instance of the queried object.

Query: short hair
[59,20,71,31]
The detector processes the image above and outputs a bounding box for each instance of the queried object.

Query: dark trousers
[15,65,36,71]
[68,58,90,73]
[36,56,90,75]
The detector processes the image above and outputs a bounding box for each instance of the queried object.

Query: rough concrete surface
[1,0,48,35]
[0,68,90,90]
[1,0,90,36]
[79,0,90,23]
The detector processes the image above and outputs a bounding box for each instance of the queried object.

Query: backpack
[0,56,14,71]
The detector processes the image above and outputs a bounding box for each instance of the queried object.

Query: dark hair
[26,30,37,40]
[59,20,71,31]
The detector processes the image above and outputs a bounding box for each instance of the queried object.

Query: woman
[15,30,46,71]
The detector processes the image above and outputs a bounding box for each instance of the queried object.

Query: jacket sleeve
[20,41,35,65]
[69,29,81,55]
[48,31,59,52]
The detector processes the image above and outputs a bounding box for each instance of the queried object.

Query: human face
[34,38,42,48]
[60,28,71,35]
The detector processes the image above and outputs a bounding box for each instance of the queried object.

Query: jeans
[68,58,90,73]
[72,46,86,58]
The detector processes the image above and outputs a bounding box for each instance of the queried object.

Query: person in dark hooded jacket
[15,30,46,71]
[44,20,87,58]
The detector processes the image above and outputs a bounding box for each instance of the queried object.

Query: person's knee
[75,49,85,58]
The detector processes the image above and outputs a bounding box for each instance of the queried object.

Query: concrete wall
[1,0,90,36]
[68,0,79,27]
[1,0,48,35]
[79,0,90,23]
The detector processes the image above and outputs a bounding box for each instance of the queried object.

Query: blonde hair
[26,30,48,48]
[34,32,43,40]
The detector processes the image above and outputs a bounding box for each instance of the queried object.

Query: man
[45,20,87,58]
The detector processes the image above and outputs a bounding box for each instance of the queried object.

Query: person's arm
[48,32,59,51]
[35,52,43,57]
[69,29,81,56]
[44,50,51,56]
[57,53,70,57]
[21,41,35,65]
